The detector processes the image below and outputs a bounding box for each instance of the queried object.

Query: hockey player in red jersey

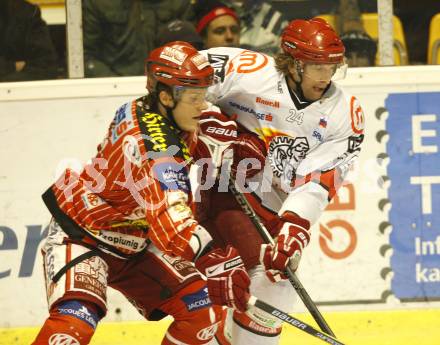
[32,42,250,345]
[198,18,366,344]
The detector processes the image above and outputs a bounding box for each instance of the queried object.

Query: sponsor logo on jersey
[268,136,309,179]
[181,287,212,312]
[57,300,99,329]
[81,192,105,210]
[140,113,169,152]
[153,161,190,192]
[312,129,324,143]
[49,333,80,345]
[228,101,273,122]
[111,103,135,144]
[319,116,328,128]
[73,256,107,301]
[208,53,228,82]
[99,230,146,251]
[138,112,191,161]
[256,96,280,108]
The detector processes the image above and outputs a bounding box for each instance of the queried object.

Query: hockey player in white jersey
[197,17,365,344]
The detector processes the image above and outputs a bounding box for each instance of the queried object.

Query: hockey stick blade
[248,296,345,345]
[228,179,336,336]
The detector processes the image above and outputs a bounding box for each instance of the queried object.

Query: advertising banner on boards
[1,69,440,327]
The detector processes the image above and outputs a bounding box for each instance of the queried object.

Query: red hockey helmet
[281,18,345,64]
[145,41,214,93]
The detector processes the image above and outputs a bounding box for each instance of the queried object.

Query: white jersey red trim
[202,47,365,224]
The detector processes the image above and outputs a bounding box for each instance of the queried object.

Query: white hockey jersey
[202,47,365,224]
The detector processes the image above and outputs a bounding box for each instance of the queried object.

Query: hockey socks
[32,300,100,345]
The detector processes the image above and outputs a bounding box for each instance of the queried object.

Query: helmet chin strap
[158,94,181,131]
[290,60,310,103]
[290,60,330,103]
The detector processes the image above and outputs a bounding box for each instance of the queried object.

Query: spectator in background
[83,0,191,77]
[227,0,288,55]
[194,0,240,49]
[0,0,58,82]
[336,0,377,66]
[156,20,203,50]
[340,30,377,67]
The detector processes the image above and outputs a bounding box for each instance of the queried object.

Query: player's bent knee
[32,300,101,345]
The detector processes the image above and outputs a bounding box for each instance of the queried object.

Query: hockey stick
[248,296,344,345]
[228,179,336,337]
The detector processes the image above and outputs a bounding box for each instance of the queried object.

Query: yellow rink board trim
[2,309,440,345]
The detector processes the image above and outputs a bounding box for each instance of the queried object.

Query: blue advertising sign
[386,92,440,300]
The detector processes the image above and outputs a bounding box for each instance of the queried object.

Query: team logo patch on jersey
[350,96,365,134]
[268,136,309,179]
[181,287,211,312]
[153,161,190,192]
[81,193,105,210]
[227,50,268,74]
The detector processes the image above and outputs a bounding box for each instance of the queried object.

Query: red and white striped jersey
[43,97,198,259]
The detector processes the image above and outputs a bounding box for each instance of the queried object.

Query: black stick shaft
[229,180,336,337]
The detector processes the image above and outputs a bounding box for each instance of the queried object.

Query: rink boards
[1,66,440,343]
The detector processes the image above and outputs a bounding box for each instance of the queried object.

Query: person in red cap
[31,41,251,345]
[194,0,240,49]
[196,18,365,344]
